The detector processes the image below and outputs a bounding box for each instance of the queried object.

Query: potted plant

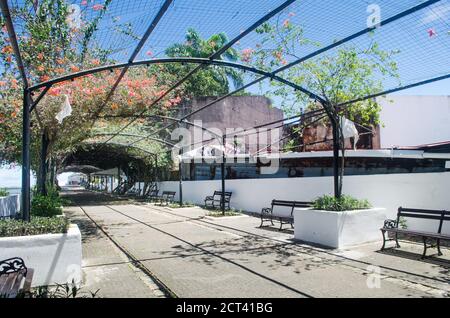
[293,195,386,249]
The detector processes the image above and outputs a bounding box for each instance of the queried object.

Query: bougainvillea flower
[283,19,290,28]
[146,50,153,56]
[274,51,283,61]
[1,45,13,54]
[92,4,104,11]
[427,28,437,37]
[288,12,296,17]
[40,75,50,82]
[241,48,254,63]
[70,65,80,72]
[81,0,88,5]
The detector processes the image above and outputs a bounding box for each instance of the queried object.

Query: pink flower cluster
[241,48,254,63]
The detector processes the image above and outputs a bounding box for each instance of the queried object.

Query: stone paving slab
[63,190,450,298]
[140,204,450,293]
[64,206,161,298]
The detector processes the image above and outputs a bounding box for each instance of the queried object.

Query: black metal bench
[261,200,313,231]
[381,207,450,258]
[204,191,232,210]
[146,189,160,202]
[0,257,34,298]
[156,191,176,206]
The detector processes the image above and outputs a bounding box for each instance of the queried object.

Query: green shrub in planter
[313,195,371,212]
[0,188,9,197]
[31,187,65,217]
[0,217,69,237]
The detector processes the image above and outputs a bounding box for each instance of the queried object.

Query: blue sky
[2,0,449,187]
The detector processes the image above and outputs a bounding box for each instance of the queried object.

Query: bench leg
[437,239,443,256]
[421,236,428,259]
[381,230,387,251]
[395,233,401,248]
[279,221,283,231]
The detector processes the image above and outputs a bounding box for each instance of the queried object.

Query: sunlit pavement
[62,188,450,298]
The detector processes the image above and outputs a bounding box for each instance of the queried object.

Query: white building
[378,95,450,148]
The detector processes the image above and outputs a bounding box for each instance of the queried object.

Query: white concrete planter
[294,208,387,249]
[0,195,20,218]
[0,224,82,287]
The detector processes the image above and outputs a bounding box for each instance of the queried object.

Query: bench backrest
[213,191,232,198]
[272,200,312,208]
[271,200,313,218]
[149,190,159,196]
[397,207,450,234]
[162,191,176,197]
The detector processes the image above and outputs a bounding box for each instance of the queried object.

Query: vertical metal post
[117,167,121,190]
[179,161,183,207]
[330,116,340,198]
[38,130,49,195]
[21,89,31,221]
[221,134,226,215]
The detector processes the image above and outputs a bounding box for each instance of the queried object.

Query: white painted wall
[158,172,450,234]
[378,95,450,148]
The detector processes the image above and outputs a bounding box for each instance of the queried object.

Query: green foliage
[0,216,69,237]
[249,17,400,126]
[31,187,64,217]
[313,195,371,212]
[164,28,243,96]
[206,211,242,217]
[399,217,408,229]
[0,188,9,197]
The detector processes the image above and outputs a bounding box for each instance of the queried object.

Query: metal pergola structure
[1,0,449,220]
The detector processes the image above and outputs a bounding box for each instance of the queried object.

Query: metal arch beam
[81,141,160,157]
[90,0,174,126]
[0,0,28,87]
[0,0,32,221]
[29,57,319,101]
[337,73,450,109]
[101,0,299,145]
[127,0,441,146]
[90,132,180,149]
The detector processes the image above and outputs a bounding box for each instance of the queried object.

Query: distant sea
[4,187,22,196]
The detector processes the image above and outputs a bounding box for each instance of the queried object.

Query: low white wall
[158,172,450,234]
[0,195,20,219]
[0,224,82,287]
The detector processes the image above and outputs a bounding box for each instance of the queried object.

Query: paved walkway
[63,188,450,298]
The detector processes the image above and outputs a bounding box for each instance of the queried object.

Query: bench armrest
[261,207,272,215]
[205,196,214,201]
[383,219,398,229]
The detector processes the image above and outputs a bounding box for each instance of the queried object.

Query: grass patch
[0,217,69,238]
[205,209,243,217]
[168,202,197,209]
[0,188,9,197]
